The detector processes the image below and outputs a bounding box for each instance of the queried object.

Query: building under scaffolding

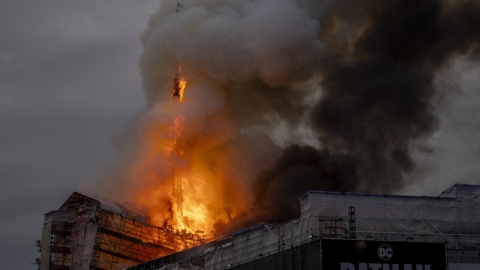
[127,184,480,270]
[37,192,209,270]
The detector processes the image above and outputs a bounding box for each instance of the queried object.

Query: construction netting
[129,184,480,270]
[300,188,480,235]
[134,218,318,270]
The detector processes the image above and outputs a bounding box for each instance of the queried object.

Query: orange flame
[178,77,186,102]
[127,67,250,238]
[173,66,187,102]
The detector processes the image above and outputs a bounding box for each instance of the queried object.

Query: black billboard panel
[322,239,446,270]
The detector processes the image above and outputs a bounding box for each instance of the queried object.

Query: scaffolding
[38,192,210,270]
[126,184,480,270]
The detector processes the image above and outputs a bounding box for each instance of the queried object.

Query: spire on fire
[172,66,186,101]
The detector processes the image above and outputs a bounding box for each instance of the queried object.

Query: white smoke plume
[140,0,325,100]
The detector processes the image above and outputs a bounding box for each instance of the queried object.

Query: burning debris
[90,0,480,242]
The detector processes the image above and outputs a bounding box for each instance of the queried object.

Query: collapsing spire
[172,74,181,97]
[172,66,186,101]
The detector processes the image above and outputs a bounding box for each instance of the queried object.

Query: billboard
[322,239,446,270]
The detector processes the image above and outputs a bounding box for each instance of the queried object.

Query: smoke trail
[91,0,480,229]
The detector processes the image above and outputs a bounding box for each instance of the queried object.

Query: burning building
[92,0,480,236]
[37,184,480,270]
[37,192,212,270]
[126,183,480,270]
[36,0,480,269]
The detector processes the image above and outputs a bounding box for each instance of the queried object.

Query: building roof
[58,191,151,223]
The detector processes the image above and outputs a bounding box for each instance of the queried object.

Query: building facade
[38,192,209,270]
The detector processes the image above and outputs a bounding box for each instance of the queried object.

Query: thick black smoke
[252,0,480,223]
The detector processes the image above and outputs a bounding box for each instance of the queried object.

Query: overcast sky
[0,1,159,268]
[1,1,480,269]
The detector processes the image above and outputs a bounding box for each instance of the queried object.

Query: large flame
[127,67,249,237]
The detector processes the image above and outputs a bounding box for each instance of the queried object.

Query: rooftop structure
[128,183,480,270]
[37,192,210,270]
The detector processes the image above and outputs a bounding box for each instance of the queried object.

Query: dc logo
[378,244,393,261]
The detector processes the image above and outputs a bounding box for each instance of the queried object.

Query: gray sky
[0,1,159,268]
[1,0,480,269]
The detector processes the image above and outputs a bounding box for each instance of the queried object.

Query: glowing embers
[132,74,215,234]
[168,69,215,234]
[128,66,248,244]
[160,131,221,236]
[163,115,185,155]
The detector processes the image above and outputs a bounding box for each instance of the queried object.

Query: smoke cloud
[91,0,480,230]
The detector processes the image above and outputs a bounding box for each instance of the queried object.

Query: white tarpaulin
[300,188,480,235]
